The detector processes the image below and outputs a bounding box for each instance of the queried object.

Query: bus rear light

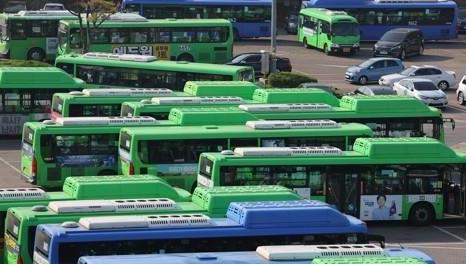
[129,162,135,175]
[17,255,23,264]
[32,156,37,177]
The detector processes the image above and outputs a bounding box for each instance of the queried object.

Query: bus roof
[122,0,272,6]
[121,121,373,138]
[305,0,457,8]
[42,200,365,234]
[240,96,441,118]
[60,18,232,28]
[1,10,76,20]
[55,53,251,75]
[77,247,433,264]
[62,175,191,201]
[300,8,358,23]
[11,185,300,222]
[0,67,85,88]
[184,81,258,99]
[203,137,466,163]
[168,107,259,125]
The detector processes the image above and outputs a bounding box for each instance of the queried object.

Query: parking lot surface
[2,34,466,263]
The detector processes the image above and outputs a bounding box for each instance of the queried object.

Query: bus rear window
[239,69,254,82]
[119,132,132,152]
[34,229,51,258]
[23,126,34,145]
[52,95,64,114]
[120,104,135,117]
[5,212,20,240]
[199,156,214,179]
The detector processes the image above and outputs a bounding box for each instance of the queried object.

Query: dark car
[285,14,298,34]
[226,53,292,77]
[373,28,424,60]
[4,0,26,13]
[348,85,397,96]
[458,9,466,33]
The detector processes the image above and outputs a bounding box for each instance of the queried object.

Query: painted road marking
[0,157,21,174]
[433,225,466,242]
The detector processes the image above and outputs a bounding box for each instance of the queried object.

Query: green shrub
[0,59,51,67]
[267,72,317,88]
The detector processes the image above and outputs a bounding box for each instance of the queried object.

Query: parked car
[4,0,26,13]
[456,75,466,105]
[226,53,292,77]
[297,82,342,98]
[345,58,404,85]
[285,14,298,34]
[379,65,456,90]
[41,3,65,10]
[373,28,424,60]
[348,85,397,96]
[393,78,448,109]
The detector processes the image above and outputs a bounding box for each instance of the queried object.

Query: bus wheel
[98,169,117,176]
[27,48,45,61]
[303,38,310,49]
[324,44,330,55]
[177,53,194,62]
[409,203,434,226]
[191,181,198,194]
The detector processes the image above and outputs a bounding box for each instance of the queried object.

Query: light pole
[270,0,277,72]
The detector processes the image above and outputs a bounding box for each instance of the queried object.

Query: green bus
[21,109,262,189]
[0,11,77,61]
[57,13,233,63]
[239,95,452,142]
[4,185,299,264]
[55,53,254,90]
[198,137,466,225]
[119,118,374,192]
[0,174,192,264]
[52,81,260,119]
[298,8,360,55]
[0,67,85,136]
[121,88,340,119]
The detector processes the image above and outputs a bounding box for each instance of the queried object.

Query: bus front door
[326,167,360,217]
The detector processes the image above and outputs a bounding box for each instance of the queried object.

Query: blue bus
[302,0,458,41]
[33,200,382,264]
[120,0,271,39]
[77,245,435,264]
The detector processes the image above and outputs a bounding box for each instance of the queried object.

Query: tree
[64,0,118,52]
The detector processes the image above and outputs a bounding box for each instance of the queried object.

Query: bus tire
[177,53,194,62]
[98,169,117,176]
[303,38,310,49]
[409,202,434,226]
[27,48,45,61]
[233,29,240,41]
[324,44,330,55]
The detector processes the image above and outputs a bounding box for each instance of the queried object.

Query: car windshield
[414,81,438,91]
[400,67,416,76]
[380,32,405,42]
[230,54,250,64]
[332,22,359,36]
[358,60,376,68]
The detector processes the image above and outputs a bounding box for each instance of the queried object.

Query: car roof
[409,65,440,70]
[366,57,400,63]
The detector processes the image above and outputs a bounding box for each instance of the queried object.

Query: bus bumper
[331,44,359,54]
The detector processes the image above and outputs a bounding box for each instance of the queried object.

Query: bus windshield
[34,229,51,259]
[120,104,135,117]
[5,213,20,240]
[332,22,358,36]
[52,95,64,115]
[199,156,214,180]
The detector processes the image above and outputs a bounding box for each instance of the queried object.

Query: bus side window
[41,135,55,163]
[56,63,74,75]
[10,20,26,40]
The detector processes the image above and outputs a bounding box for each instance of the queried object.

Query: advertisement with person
[360,194,402,220]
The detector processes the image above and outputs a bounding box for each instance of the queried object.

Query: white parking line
[0,157,21,174]
[433,225,466,242]
[437,226,466,229]
[386,242,466,246]
[406,245,466,250]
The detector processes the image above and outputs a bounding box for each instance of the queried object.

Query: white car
[456,75,466,105]
[393,78,448,109]
[379,65,456,90]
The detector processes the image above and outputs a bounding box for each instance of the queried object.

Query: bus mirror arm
[366,233,386,248]
[443,118,455,130]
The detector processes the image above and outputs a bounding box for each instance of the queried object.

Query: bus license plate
[343,48,350,52]
[380,51,388,55]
